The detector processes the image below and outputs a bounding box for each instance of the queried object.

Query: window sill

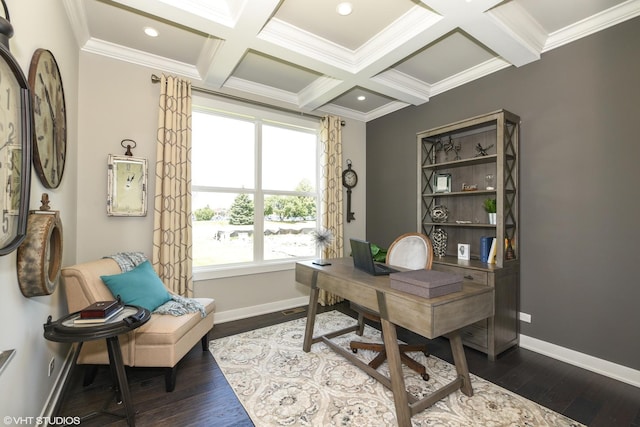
[193,258,315,281]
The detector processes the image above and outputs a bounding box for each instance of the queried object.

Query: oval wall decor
[17,211,63,297]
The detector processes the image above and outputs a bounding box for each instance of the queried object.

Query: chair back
[386,232,433,270]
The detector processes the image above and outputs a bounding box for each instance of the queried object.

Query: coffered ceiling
[63,0,640,121]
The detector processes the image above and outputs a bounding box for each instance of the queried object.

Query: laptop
[350,238,399,276]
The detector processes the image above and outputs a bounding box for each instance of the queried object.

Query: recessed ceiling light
[336,2,353,16]
[144,27,159,37]
[357,95,366,101]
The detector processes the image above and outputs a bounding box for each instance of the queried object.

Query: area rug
[209,311,583,426]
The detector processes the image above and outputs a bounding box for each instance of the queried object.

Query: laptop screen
[350,238,376,273]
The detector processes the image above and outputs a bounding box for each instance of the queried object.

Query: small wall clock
[107,155,148,216]
[28,48,67,189]
[342,160,357,223]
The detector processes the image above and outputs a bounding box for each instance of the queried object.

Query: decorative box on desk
[390,269,463,298]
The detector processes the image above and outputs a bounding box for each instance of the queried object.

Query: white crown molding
[430,57,511,97]
[544,0,640,52]
[353,7,443,71]
[197,36,225,87]
[371,70,431,105]
[82,38,201,80]
[259,18,357,73]
[224,76,300,106]
[486,1,546,57]
[61,0,90,48]
[297,76,345,109]
[520,334,640,388]
[321,100,410,123]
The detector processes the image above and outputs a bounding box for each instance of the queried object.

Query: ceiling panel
[516,0,627,33]
[233,51,322,93]
[394,31,496,84]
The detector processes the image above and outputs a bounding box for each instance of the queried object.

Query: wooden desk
[295,258,494,427]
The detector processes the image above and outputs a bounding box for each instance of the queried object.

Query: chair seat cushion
[134,298,215,345]
[100,260,172,311]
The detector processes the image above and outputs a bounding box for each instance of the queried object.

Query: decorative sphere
[430,205,449,223]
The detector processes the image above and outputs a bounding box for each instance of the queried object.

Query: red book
[80,300,122,319]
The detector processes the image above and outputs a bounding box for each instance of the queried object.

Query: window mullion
[254,120,264,261]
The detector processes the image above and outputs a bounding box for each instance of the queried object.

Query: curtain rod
[151,74,344,125]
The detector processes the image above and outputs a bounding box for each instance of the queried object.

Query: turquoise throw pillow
[101,261,172,312]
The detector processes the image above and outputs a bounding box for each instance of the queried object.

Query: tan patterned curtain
[153,75,193,296]
[319,115,344,306]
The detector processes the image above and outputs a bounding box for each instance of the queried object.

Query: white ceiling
[63,0,640,121]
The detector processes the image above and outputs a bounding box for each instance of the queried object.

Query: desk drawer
[461,319,488,348]
[434,265,488,285]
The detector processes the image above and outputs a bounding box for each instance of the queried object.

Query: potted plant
[483,198,497,225]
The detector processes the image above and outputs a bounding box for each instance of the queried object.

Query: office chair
[350,232,433,381]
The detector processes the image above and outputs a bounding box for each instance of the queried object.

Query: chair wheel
[421,373,429,381]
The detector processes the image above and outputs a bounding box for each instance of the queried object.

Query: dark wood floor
[56,302,640,426]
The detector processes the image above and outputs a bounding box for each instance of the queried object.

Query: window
[191,97,320,275]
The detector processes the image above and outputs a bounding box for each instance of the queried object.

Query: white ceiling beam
[421,0,541,67]
[198,0,281,88]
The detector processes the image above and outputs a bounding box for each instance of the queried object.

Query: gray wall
[366,17,640,370]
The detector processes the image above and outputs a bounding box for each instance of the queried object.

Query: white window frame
[192,96,322,280]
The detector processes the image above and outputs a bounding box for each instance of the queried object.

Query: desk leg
[380,318,411,427]
[303,271,319,352]
[377,288,412,427]
[106,336,136,427]
[449,330,473,397]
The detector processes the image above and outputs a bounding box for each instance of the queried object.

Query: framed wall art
[107,155,147,216]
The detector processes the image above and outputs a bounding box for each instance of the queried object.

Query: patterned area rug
[209,311,583,426]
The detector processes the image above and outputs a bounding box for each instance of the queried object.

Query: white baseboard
[214,296,310,324]
[520,334,640,388]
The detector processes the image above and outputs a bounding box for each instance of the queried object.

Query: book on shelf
[80,300,122,319]
[487,237,497,264]
[74,305,124,324]
[480,236,491,263]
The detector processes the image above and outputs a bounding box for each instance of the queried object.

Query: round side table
[44,305,151,426]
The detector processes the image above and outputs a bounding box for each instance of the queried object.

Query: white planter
[488,213,497,225]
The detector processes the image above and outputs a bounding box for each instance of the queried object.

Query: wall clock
[342,160,357,223]
[107,155,148,216]
[28,48,67,189]
[0,41,33,255]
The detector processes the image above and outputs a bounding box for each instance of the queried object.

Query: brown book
[80,300,122,319]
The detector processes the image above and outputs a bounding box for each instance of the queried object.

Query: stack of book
[480,236,497,264]
[74,300,124,324]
